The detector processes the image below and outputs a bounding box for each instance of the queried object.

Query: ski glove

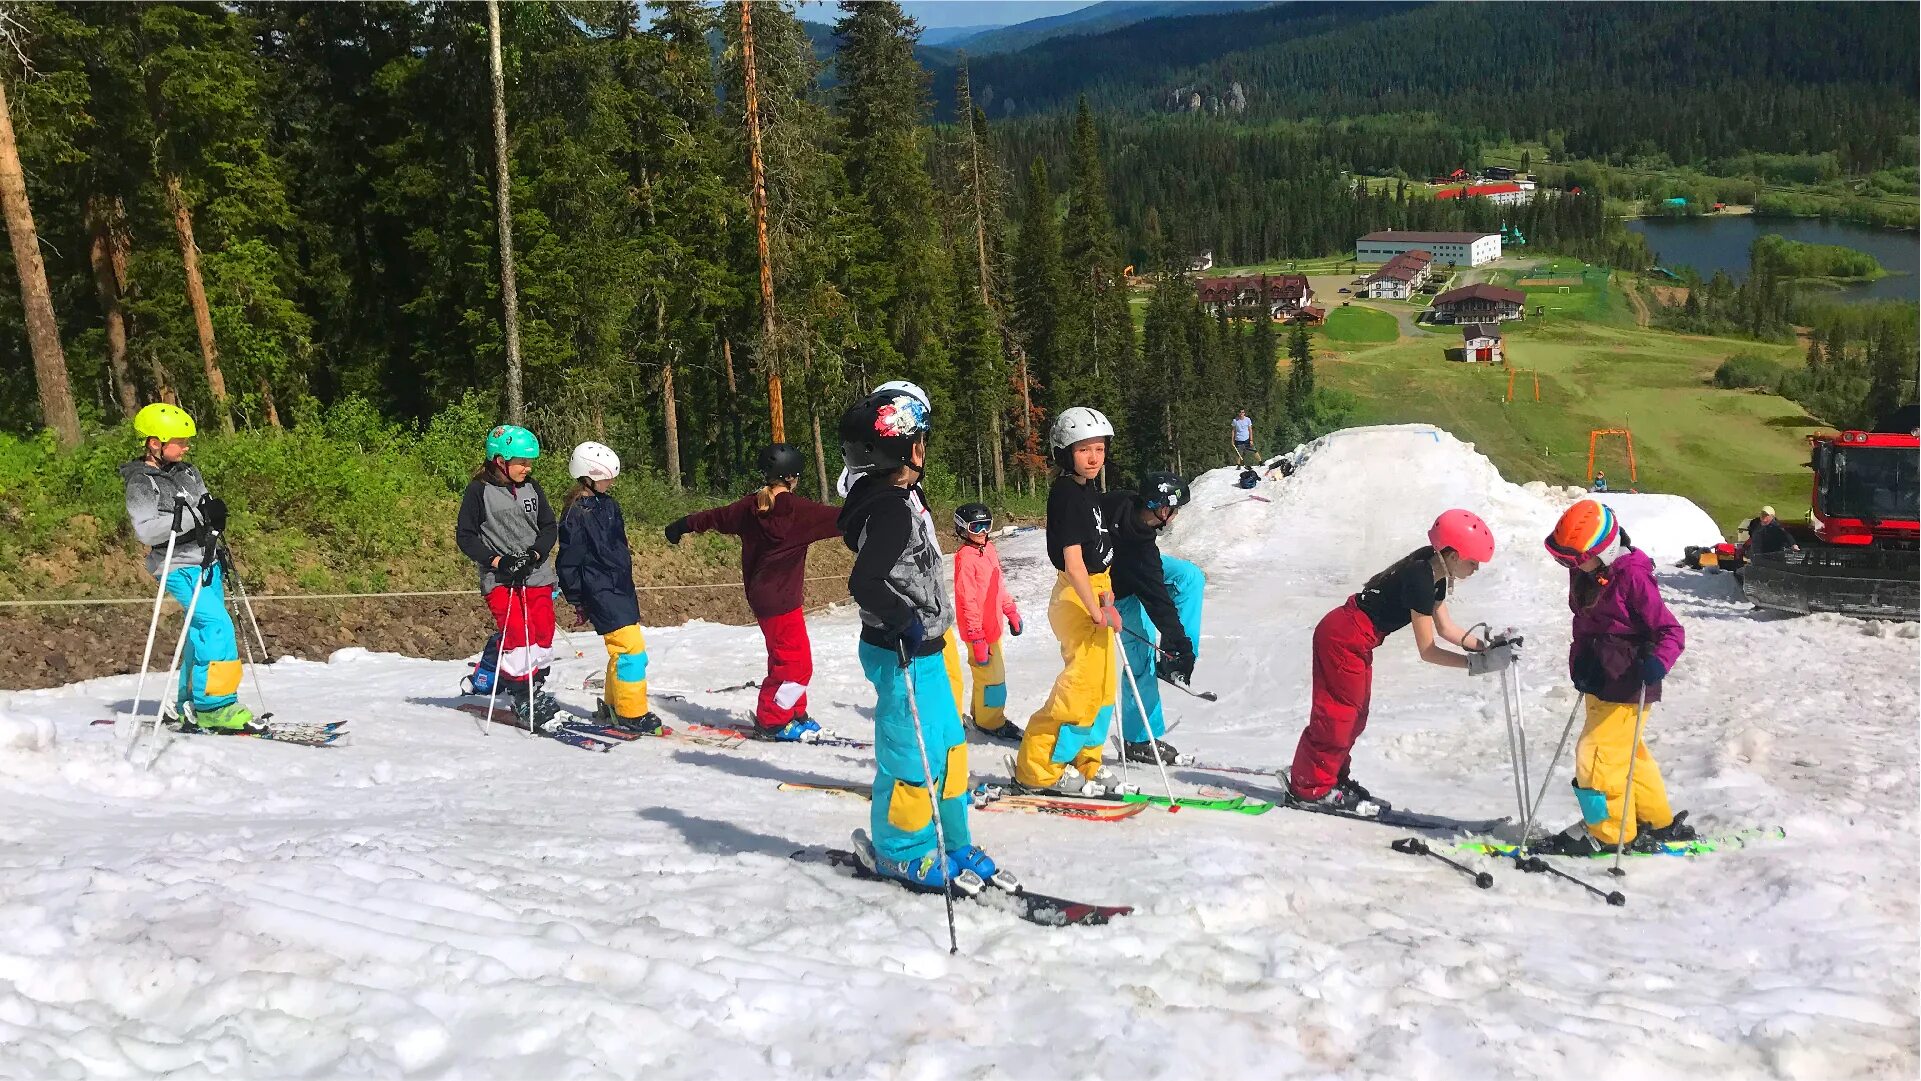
[1466,640,1518,677]
[890,616,927,666]
[197,494,228,534]
[664,517,690,545]
[968,639,992,666]
[495,550,541,584]
[1640,655,1668,685]
[1006,610,1023,636]
[1157,646,1195,684]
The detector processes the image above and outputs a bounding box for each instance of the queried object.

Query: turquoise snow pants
[1118,555,1206,743]
[860,641,971,864]
[163,563,242,711]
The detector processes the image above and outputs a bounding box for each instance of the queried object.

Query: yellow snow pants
[942,626,965,719]
[1573,695,1674,845]
[602,624,651,721]
[1014,571,1116,788]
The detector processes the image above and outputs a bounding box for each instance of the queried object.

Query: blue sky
[794,1,1098,30]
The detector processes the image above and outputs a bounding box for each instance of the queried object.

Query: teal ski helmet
[485,424,541,461]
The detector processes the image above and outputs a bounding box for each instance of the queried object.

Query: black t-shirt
[1354,546,1448,637]
[1046,475,1113,573]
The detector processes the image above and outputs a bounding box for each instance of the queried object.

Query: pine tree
[1011,156,1066,429]
[1283,321,1314,445]
[1057,97,1134,449]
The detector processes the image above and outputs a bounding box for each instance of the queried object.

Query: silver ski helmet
[839,389,931,480]
[1050,406,1114,470]
[568,441,621,482]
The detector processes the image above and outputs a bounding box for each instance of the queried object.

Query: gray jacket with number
[120,459,212,577]
[455,473,559,593]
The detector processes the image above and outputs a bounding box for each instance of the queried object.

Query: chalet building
[1364,249,1433,299]
[1187,250,1215,272]
[1431,283,1525,323]
[1461,323,1504,364]
[1357,230,1502,267]
[1195,273,1315,320]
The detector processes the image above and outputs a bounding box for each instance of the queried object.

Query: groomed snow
[2,423,1914,1079]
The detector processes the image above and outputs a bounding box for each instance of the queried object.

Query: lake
[1625,216,1919,303]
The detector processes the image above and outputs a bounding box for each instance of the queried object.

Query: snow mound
[0,705,54,753]
[1587,492,1727,559]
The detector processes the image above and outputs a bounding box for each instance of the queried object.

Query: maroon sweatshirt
[683,490,842,618]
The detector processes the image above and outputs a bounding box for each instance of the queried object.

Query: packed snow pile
[0,423,1915,1079]
[1589,492,1728,560]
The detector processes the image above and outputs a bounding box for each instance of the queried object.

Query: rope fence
[0,575,850,609]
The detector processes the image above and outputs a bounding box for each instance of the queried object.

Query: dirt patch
[1647,285,1690,306]
[1516,277,1580,287]
[0,545,857,692]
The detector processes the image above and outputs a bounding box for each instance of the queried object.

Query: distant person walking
[1231,409,1256,464]
[1745,505,1800,556]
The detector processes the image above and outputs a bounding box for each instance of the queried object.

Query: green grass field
[1320,305,1400,343]
[1303,269,1821,533]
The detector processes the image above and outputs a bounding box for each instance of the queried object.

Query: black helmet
[838,389,931,480]
[954,502,993,535]
[1141,472,1190,511]
[757,442,804,481]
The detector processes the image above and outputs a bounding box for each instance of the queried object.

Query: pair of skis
[95,716,349,748]
[791,846,1132,928]
[455,702,744,752]
[778,781,1147,822]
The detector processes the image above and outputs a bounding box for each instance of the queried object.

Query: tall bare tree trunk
[486,0,524,423]
[812,411,828,501]
[739,1,782,441]
[86,196,137,420]
[0,77,79,447]
[259,378,281,428]
[657,296,681,490]
[161,171,232,433]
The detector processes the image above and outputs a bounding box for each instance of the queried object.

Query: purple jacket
[1565,548,1685,705]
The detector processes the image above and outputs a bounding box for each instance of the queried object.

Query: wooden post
[0,76,77,446]
[740,0,782,441]
[486,0,524,423]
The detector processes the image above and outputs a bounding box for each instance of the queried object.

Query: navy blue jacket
[556,492,641,634]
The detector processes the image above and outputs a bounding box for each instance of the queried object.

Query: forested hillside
[956,2,1918,174]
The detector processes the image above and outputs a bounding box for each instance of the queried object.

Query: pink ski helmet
[1429,509,1495,563]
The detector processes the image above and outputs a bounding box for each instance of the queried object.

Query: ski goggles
[963,520,992,534]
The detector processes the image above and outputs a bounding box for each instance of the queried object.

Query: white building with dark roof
[1356,230,1502,267]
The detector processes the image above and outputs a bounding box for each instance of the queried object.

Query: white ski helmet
[873,380,931,414]
[1050,406,1114,451]
[568,441,621,482]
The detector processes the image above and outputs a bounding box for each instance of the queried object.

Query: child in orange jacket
[952,503,1024,741]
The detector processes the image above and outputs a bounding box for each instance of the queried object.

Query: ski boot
[1335,765,1391,812]
[754,717,819,743]
[949,845,1020,892]
[1087,766,1141,796]
[1285,781,1384,817]
[1122,738,1186,765]
[593,698,665,736]
[179,701,258,732]
[850,830,983,895]
[970,715,1025,743]
[1527,824,1607,857]
[511,688,564,733]
[1637,811,1696,846]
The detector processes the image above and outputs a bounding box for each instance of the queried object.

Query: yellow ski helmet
[134,403,197,442]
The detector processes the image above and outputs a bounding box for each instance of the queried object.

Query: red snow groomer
[1742,404,1919,620]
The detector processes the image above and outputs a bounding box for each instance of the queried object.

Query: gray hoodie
[455,473,559,593]
[120,459,212,577]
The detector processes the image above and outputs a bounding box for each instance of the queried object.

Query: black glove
[664,517,690,545]
[495,550,540,584]
[889,616,928,667]
[198,494,228,534]
[1156,643,1196,684]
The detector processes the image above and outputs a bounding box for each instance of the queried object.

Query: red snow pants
[1288,597,1384,799]
[485,584,556,689]
[756,606,812,730]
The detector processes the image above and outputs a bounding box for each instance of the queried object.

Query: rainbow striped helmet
[1545,500,1621,568]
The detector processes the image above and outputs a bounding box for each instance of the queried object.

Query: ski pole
[1114,634,1178,812]
[897,640,959,956]
[1391,837,1493,888]
[127,496,186,735]
[222,541,275,718]
[479,578,515,736]
[1509,850,1626,906]
[132,559,211,765]
[1518,694,1586,852]
[1498,666,1530,827]
[1609,684,1650,878]
[1511,663,1534,821]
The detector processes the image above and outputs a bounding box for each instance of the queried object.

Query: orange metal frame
[1504,367,1539,403]
[1587,428,1637,482]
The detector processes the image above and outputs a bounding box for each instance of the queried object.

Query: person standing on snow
[120,403,255,730]
[456,424,561,729]
[1231,408,1256,465]
[1285,510,1498,814]
[1013,407,1132,798]
[1105,472,1205,765]
[837,389,996,889]
[1745,505,1800,556]
[664,444,840,741]
[1534,500,1696,856]
[556,442,662,736]
[952,503,1024,742]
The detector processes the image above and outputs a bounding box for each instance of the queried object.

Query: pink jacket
[954,541,1020,644]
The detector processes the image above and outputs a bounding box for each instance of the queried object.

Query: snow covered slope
[2,424,1914,1079]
